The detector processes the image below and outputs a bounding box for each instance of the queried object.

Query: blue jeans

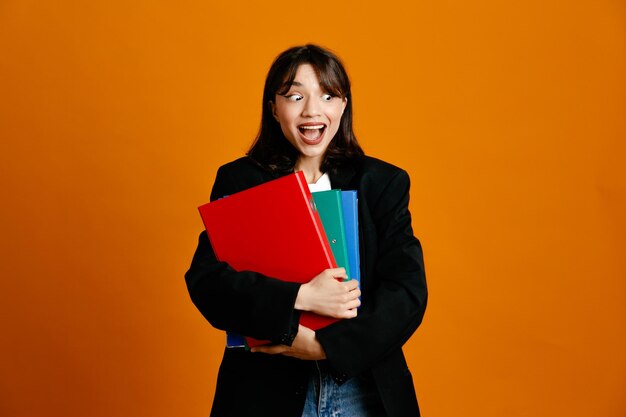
[301,361,386,417]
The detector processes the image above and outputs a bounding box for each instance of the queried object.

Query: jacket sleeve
[315,169,427,382]
[184,165,301,345]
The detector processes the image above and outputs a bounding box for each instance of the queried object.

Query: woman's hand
[250,325,326,360]
[294,268,361,318]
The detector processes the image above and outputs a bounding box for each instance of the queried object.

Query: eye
[285,94,303,102]
[321,94,334,101]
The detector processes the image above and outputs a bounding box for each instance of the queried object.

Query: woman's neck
[295,157,323,184]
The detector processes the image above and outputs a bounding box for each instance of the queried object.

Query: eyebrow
[290,81,303,87]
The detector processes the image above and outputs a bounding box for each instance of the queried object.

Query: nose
[301,97,321,117]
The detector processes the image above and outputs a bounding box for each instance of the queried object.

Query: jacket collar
[329,163,357,190]
[261,159,358,190]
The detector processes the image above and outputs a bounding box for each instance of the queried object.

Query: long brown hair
[247,44,364,173]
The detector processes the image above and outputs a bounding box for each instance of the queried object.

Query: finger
[341,288,360,303]
[281,351,301,359]
[340,308,358,319]
[330,268,347,279]
[251,345,288,355]
[252,346,284,355]
[344,280,359,291]
[346,298,361,310]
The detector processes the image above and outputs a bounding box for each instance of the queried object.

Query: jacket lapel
[261,159,358,189]
[329,163,357,190]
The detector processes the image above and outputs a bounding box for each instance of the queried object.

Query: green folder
[312,190,351,279]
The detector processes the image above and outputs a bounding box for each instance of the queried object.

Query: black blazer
[185,155,427,417]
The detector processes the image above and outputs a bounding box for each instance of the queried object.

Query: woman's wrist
[294,282,311,311]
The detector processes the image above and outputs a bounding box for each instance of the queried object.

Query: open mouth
[298,124,327,144]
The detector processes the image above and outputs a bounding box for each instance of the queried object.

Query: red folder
[198,171,339,347]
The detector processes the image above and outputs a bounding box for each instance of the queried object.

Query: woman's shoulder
[357,155,409,182]
[217,156,264,174]
[352,157,413,214]
[213,156,279,196]
[339,156,411,204]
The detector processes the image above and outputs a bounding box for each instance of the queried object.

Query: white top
[307,172,332,192]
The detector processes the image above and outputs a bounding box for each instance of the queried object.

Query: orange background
[1,1,624,416]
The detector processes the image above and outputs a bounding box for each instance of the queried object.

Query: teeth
[300,125,325,130]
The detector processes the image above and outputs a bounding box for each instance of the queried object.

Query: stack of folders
[197,172,359,349]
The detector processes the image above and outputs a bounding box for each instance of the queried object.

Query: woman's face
[271,64,347,166]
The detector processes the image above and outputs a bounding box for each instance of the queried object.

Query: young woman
[185,44,427,417]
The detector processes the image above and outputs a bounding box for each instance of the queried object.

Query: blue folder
[341,191,360,283]
[227,332,247,348]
